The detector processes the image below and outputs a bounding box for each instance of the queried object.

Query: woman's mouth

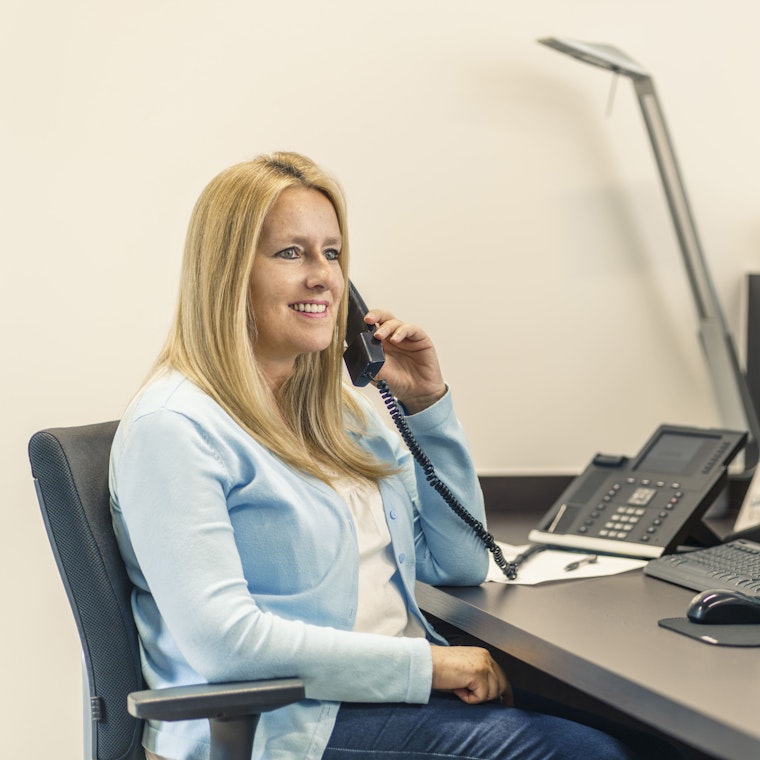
[289,302,328,314]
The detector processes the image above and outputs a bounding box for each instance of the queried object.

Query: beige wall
[4,2,760,756]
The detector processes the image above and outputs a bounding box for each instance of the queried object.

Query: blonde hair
[155,152,393,483]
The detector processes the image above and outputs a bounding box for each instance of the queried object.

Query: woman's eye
[276,247,300,260]
[324,248,340,261]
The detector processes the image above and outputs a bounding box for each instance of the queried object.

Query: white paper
[487,541,647,585]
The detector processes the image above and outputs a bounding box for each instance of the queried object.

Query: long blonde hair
[155,152,393,483]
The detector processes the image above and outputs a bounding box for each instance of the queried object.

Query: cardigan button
[389,510,398,520]
[398,553,406,564]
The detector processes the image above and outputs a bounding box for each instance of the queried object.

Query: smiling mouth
[289,303,327,313]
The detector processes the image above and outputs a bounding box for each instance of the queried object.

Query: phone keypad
[598,505,646,539]
[580,479,685,543]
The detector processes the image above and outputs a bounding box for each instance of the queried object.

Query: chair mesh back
[29,422,145,760]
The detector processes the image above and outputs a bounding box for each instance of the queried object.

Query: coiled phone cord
[375,379,518,581]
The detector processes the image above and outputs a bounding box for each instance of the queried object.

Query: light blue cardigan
[109,370,489,760]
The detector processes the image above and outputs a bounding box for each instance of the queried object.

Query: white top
[333,476,425,638]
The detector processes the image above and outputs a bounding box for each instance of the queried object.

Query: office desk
[417,490,760,760]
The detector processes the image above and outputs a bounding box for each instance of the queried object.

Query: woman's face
[250,186,345,387]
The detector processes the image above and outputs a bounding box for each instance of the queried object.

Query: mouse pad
[659,617,760,647]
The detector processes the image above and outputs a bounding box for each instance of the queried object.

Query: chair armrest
[128,678,306,722]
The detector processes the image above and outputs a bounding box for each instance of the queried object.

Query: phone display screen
[634,432,713,476]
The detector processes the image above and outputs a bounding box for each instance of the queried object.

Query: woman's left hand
[365,308,447,414]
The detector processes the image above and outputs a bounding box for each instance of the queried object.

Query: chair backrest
[29,422,145,760]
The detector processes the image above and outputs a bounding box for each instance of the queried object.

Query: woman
[110,152,645,759]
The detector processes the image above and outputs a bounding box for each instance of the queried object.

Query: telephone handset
[343,281,517,579]
[343,281,386,387]
[529,425,747,558]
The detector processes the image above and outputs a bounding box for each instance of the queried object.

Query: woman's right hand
[430,645,513,706]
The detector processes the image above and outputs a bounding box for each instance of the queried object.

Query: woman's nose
[306,255,337,289]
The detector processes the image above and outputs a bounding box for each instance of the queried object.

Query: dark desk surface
[417,497,760,760]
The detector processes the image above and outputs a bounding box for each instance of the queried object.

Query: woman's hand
[365,309,447,414]
[430,645,513,706]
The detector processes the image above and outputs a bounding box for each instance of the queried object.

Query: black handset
[344,282,386,387]
[343,282,517,580]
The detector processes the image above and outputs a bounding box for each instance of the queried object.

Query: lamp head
[538,37,650,80]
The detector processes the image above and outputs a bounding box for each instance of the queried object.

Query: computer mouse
[686,589,760,625]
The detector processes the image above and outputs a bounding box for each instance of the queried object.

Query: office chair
[29,421,305,760]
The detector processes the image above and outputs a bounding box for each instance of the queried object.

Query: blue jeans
[323,693,676,760]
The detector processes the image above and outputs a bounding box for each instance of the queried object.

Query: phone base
[527,529,664,559]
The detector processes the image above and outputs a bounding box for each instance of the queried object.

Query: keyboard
[644,538,760,597]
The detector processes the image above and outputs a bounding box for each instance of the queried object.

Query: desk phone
[529,424,747,558]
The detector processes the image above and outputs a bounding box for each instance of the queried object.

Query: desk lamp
[539,36,759,472]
